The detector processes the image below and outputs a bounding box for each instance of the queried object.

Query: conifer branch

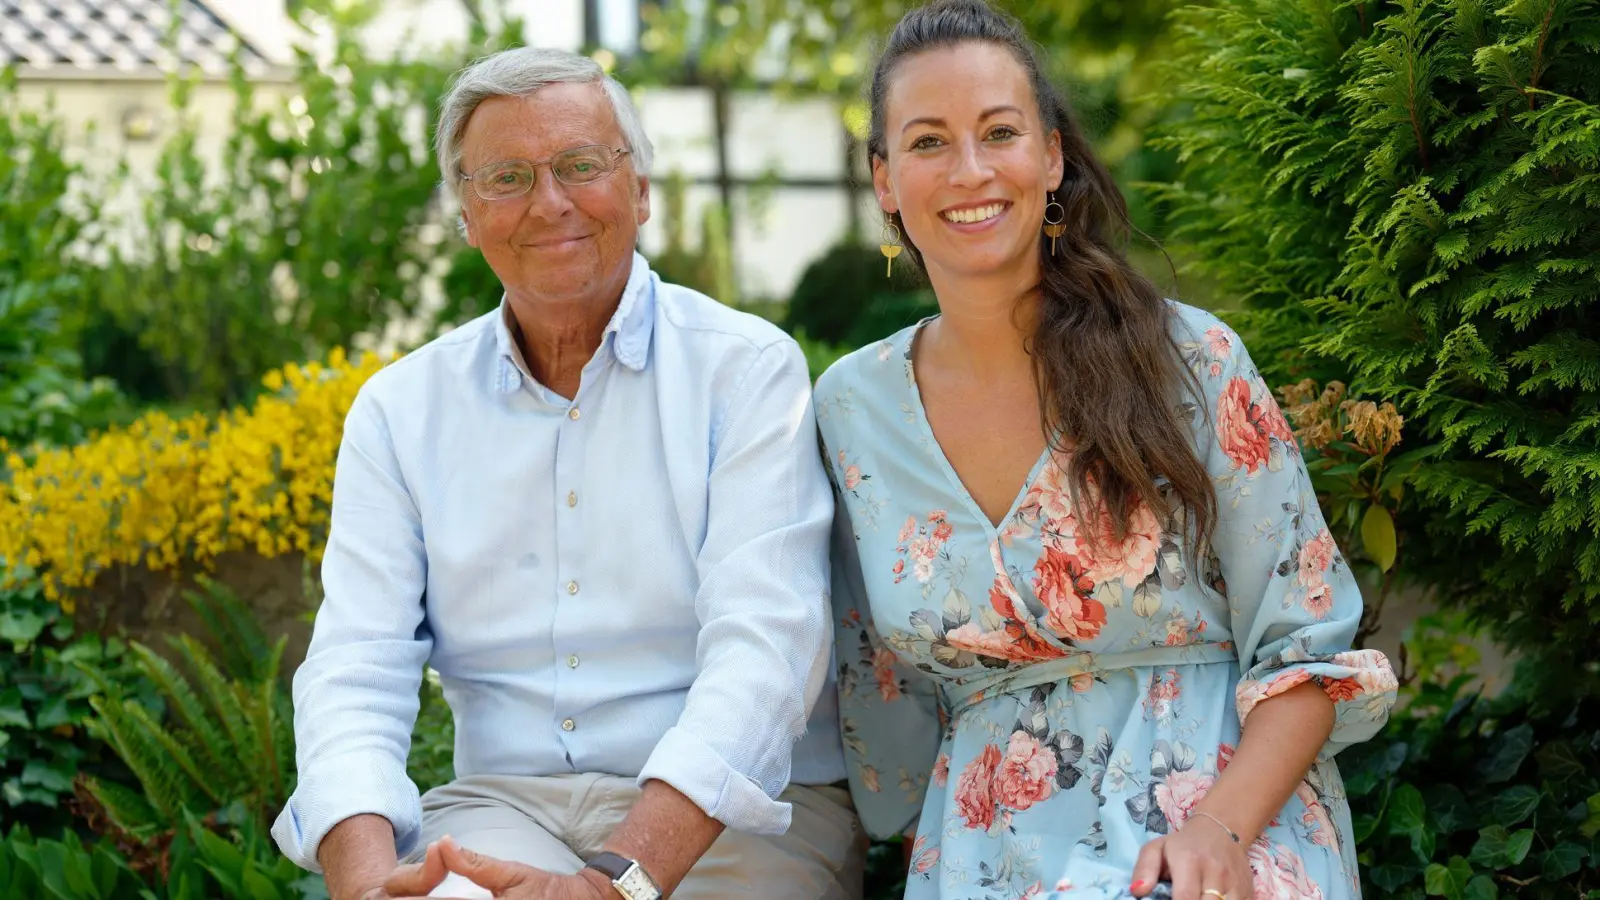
[1528,0,1557,108]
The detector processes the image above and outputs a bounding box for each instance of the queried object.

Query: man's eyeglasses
[459,145,631,201]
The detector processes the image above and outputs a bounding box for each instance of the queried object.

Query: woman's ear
[872,155,899,215]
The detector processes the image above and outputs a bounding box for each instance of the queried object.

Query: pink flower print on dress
[1296,781,1338,848]
[1216,376,1296,474]
[994,731,1057,812]
[932,753,950,787]
[1144,668,1183,721]
[898,515,917,543]
[871,647,902,702]
[1153,767,1215,829]
[1204,325,1233,376]
[860,765,881,793]
[908,834,940,875]
[1033,547,1108,642]
[1072,493,1163,587]
[1247,840,1324,900]
[947,573,1067,662]
[954,744,1002,831]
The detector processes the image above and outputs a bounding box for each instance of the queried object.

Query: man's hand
[385,837,618,900]
[363,840,454,899]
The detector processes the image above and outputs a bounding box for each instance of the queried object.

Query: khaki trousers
[408,774,867,899]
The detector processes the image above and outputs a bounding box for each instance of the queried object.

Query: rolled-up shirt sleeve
[272,389,433,871]
[636,339,835,835]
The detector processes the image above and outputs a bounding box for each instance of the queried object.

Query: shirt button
[567,490,578,508]
[561,718,575,732]
[566,580,579,595]
[567,655,580,668]
[567,406,581,420]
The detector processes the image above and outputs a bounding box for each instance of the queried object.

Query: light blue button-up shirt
[272,253,846,871]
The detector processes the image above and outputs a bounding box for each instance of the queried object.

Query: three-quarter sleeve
[635,339,835,836]
[824,452,945,841]
[1190,314,1398,760]
[272,390,432,871]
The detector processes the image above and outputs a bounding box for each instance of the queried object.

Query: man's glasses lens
[470,146,620,200]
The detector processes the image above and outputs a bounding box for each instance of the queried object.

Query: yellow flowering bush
[0,348,390,610]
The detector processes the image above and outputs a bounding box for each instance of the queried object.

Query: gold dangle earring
[1042,192,1067,255]
[880,217,903,278]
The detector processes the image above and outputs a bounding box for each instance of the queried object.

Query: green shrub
[1153,0,1600,690]
[76,583,294,841]
[0,578,148,833]
[784,242,933,350]
[0,825,147,900]
[1341,615,1600,899]
[0,72,127,448]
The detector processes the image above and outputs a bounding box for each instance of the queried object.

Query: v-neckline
[903,317,1053,537]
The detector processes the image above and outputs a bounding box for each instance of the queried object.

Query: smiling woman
[819,2,1397,899]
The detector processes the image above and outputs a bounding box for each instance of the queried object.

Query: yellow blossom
[0,349,388,602]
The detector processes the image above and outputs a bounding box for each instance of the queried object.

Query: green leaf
[1535,741,1585,785]
[1361,503,1398,571]
[1391,783,1435,862]
[0,690,29,729]
[1371,862,1420,892]
[1480,726,1535,783]
[241,863,285,900]
[1539,843,1586,881]
[1505,829,1535,866]
[0,608,46,645]
[1581,793,1600,839]
[19,760,72,794]
[1463,875,1498,900]
[1425,784,1473,833]
[1492,784,1541,825]
[31,695,71,730]
[1424,856,1473,898]
[1469,825,1509,867]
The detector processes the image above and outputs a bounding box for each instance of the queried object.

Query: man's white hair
[434,47,654,203]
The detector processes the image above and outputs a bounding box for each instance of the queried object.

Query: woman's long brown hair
[867,0,1217,552]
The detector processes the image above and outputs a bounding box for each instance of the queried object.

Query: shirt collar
[492,252,656,393]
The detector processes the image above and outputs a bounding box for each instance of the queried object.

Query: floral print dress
[816,303,1398,900]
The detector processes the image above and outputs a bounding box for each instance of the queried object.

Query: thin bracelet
[1189,810,1242,844]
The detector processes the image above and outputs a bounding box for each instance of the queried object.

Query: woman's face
[873,41,1064,284]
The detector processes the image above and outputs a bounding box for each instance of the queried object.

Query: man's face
[458,82,650,307]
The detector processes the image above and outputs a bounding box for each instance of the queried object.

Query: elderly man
[271,47,862,900]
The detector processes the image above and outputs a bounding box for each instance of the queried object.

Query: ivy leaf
[1478,724,1534,783]
[1462,875,1498,900]
[1370,862,1419,892]
[1391,783,1435,862]
[1424,856,1473,898]
[1469,825,1510,867]
[1580,793,1600,840]
[1504,829,1534,866]
[1424,783,1473,833]
[1360,503,1397,571]
[1535,741,1585,786]
[1492,785,1541,825]
[1538,843,1586,881]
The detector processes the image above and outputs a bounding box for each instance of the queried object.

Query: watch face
[616,864,660,900]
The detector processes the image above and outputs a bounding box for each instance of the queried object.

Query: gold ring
[1203,891,1228,900]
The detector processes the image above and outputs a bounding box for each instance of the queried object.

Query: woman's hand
[1129,814,1252,900]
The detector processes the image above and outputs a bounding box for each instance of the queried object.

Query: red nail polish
[1131,881,1148,891]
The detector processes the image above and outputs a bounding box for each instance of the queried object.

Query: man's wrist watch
[584,851,662,900]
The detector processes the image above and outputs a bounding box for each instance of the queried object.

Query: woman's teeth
[942,203,1006,224]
